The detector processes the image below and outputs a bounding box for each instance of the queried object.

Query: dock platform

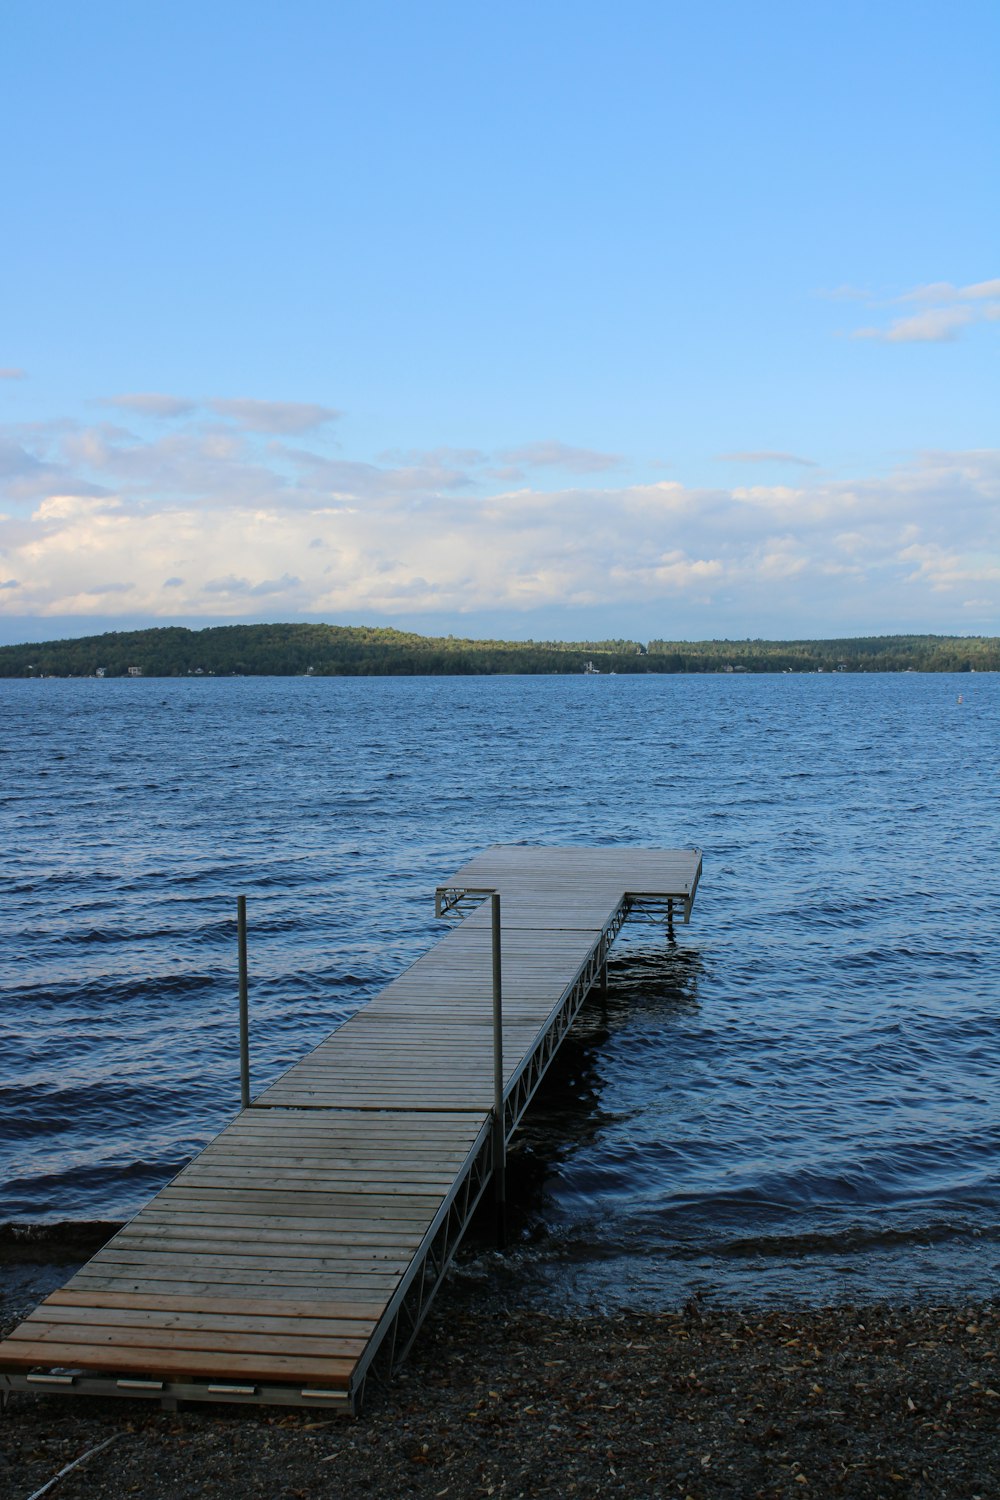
[0,845,701,1414]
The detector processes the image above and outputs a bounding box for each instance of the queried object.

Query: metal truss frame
[2,1368,351,1415]
[348,1115,493,1410]
[625,892,696,926]
[436,875,699,929]
[434,885,484,920]
[498,901,628,1139]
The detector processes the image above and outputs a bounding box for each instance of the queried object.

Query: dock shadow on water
[457,930,1000,1315]
[460,938,714,1301]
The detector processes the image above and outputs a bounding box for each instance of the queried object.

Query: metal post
[491,892,506,1249]
[667,897,676,944]
[237,895,250,1110]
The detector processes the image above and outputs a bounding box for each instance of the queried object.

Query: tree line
[1,623,997,678]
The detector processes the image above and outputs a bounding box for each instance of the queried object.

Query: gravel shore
[2,1245,996,1500]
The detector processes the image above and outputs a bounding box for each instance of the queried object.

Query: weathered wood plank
[9,1322,370,1359]
[48,1290,386,1319]
[0,1341,354,1384]
[134,1216,427,1243]
[70,1268,403,1291]
[154,1187,442,1212]
[24,1305,378,1338]
[109,1236,419,1264]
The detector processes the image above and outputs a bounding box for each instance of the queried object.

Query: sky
[1,0,998,645]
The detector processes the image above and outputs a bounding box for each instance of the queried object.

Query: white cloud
[960,278,1000,300]
[899,542,1000,591]
[719,451,817,467]
[377,445,487,470]
[750,541,810,580]
[98,394,342,433]
[1,407,998,633]
[899,278,1000,304]
[854,306,976,343]
[203,573,303,598]
[208,398,340,433]
[497,440,622,474]
[850,277,1000,342]
[102,393,198,419]
[33,494,120,521]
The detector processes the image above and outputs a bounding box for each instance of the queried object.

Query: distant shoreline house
[127,665,142,676]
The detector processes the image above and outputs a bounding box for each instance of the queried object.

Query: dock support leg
[237,895,250,1110]
[666,898,676,944]
[491,893,506,1250]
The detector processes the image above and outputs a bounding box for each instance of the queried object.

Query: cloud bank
[1,406,998,636]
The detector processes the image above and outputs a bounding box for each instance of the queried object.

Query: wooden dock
[0,845,701,1414]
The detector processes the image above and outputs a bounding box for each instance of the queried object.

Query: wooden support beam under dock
[0,845,701,1414]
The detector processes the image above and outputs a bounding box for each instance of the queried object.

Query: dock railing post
[491,892,506,1250]
[237,895,250,1111]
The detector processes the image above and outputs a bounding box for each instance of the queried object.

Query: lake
[2,671,997,1309]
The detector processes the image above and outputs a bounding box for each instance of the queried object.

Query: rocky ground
[1,1242,997,1500]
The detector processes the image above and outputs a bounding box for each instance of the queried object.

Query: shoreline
[2,1239,996,1498]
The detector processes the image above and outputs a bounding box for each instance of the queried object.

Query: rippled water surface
[2,673,997,1307]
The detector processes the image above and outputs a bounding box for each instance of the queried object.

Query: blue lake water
[1,672,997,1309]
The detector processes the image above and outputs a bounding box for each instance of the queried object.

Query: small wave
[686,1220,1000,1259]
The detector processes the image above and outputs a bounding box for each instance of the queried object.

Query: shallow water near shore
[2,671,998,1307]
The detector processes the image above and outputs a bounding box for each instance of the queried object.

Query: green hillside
[0,623,997,677]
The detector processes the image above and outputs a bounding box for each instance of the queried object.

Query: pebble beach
[2,1231,997,1500]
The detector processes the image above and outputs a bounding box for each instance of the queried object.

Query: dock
[0,845,701,1414]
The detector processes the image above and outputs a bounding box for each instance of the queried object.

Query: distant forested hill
[0,623,997,677]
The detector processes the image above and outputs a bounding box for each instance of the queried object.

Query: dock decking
[0,845,701,1413]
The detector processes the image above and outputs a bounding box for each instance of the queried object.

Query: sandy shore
[1,1236,997,1500]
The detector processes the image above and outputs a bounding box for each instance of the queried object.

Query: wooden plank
[64,1276,397,1300]
[108,1237,419,1264]
[176,1159,463,1181]
[0,1341,354,1384]
[223,1110,487,1129]
[171,1172,455,1192]
[116,1222,427,1247]
[153,1188,443,1212]
[221,1121,484,1141]
[23,1306,379,1338]
[150,1195,436,1221]
[70,1279,402,1300]
[90,1248,413,1273]
[8,1322,370,1359]
[134,1217,427,1243]
[48,1290,387,1319]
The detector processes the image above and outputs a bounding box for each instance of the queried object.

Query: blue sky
[2,1,998,644]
